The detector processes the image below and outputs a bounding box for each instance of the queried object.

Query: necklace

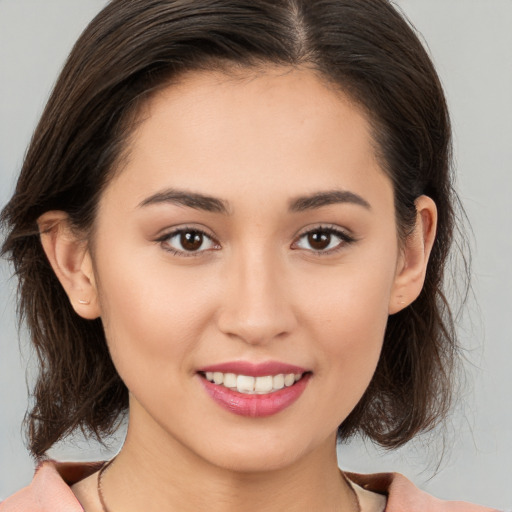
[97,459,361,512]
[97,458,115,512]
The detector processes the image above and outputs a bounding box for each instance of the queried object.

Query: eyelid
[155,225,221,257]
[154,223,355,257]
[292,224,356,254]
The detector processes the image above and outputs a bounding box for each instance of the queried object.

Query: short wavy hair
[1,0,465,459]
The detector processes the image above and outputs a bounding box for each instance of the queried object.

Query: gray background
[1,1,511,509]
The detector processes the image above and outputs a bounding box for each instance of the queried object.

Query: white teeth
[204,371,304,394]
[223,373,237,388]
[284,374,295,387]
[254,376,273,394]
[272,374,285,390]
[237,375,255,393]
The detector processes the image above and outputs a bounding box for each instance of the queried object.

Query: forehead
[141,66,369,141]
[100,66,390,213]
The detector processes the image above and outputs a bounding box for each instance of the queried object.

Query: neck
[102,408,356,512]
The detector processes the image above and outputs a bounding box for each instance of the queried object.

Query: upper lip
[198,361,308,377]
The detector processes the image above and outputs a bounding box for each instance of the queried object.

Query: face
[88,68,405,472]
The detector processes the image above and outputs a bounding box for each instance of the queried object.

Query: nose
[216,248,298,346]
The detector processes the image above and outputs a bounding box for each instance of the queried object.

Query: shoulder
[345,472,501,512]
[0,460,102,512]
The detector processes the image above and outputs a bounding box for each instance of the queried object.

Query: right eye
[158,228,219,256]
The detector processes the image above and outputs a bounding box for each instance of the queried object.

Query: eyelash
[156,226,219,257]
[292,225,356,255]
[156,225,356,257]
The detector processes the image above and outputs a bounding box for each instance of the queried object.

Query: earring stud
[78,299,90,305]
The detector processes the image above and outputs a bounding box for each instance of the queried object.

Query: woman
[0,0,499,510]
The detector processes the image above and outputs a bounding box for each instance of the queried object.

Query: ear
[388,195,437,314]
[37,211,101,320]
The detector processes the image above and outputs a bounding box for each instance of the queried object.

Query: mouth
[200,371,305,395]
[197,362,311,417]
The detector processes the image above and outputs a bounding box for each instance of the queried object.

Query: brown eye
[181,231,204,251]
[161,229,217,255]
[294,227,354,254]
[307,231,331,250]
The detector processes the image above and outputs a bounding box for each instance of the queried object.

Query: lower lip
[199,374,311,417]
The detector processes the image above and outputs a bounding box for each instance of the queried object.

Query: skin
[39,67,436,512]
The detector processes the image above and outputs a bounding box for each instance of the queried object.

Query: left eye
[294,228,352,252]
[161,229,218,254]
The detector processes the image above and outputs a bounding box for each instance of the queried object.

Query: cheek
[312,291,388,385]
[306,295,388,427]
[303,257,395,342]
[299,254,396,397]
[93,246,220,385]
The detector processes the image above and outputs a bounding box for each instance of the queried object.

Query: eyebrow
[289,190,371,212]
[138,188,230,214]
[138,188,370,214]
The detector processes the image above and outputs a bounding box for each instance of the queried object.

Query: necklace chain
[96,459,360,512]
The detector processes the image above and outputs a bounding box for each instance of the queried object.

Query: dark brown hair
[1,0,464,459]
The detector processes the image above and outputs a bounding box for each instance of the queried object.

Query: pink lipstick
[197,361,311,417]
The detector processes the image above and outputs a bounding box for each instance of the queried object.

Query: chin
[196,429,322,475]
[211,449,301,474]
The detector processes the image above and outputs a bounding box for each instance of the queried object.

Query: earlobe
[37,211,101,320]
[388,195,437,314]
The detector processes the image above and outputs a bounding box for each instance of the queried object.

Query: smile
[203,371,303,395]
[198,362,311,417]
